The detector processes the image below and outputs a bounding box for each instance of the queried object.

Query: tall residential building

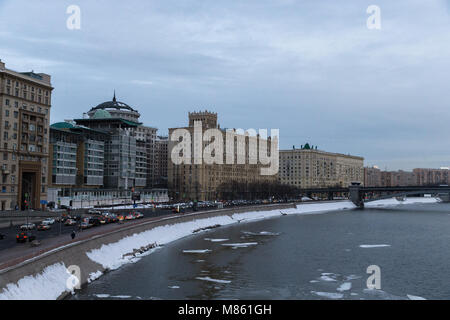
[48,122,107,190]
[135,125,157,187]
[279,144,364,188]
[0,59,53,210]
[154,135,168,187]
[168,111,277,201]
[364,166,382,187]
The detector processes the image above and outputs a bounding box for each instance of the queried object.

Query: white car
[43,218,55,225]
[20,223,36,230]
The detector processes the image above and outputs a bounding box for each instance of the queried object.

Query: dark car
[88,217,102,227]
[16,232,36,243]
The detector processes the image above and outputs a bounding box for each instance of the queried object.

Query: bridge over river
[299,184,450,208]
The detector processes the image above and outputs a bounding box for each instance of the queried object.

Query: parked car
[20,223,36,231]
[16,232,36,243]
[132,212,144,219]
[37,224,51,231]
[80,221,92,229]
[125,213,135,220]
[88,218,102,227]
[88,209,102,215]
[65,219,76,226]
[43,218,55,225]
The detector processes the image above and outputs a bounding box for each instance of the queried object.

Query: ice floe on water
[204,238,229,242]
[359,244,391,248]
[337,282,352,292]
[311,291,344,299]
[168,286,180,289]
[242,231,280,236]
[407,294,426,300]
[221,242,258,248]
[345,275,362,281]
[195,277,231,284]
[319,275,337,282]
[94,294,110,298]
[362,289,406,300]
[182,249,212,254]
[88,271,103,283]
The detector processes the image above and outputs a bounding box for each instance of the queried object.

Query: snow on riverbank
[0,263,71,300]
[365,197,439,208]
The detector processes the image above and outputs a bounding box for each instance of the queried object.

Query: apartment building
[279,144,364,188]
[0,59,53,210]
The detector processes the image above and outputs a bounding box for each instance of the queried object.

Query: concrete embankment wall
[0,203,295,299]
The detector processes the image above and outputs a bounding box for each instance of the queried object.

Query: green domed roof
[92,109,112,119]
[51,122,75,129]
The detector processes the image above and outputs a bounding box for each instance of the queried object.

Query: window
[5,110,9,117]
[5,99,9,106]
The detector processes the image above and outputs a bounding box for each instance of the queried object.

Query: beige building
[279,143,364,188]
[168,111,277,201]
[413,168,449,186]
[0,59,53,210]
[364,166,382,187]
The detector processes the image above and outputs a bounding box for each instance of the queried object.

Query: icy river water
[71,202,450,300]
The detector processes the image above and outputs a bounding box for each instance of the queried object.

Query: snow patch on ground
[0,263,70,300]
[86,215,235,270]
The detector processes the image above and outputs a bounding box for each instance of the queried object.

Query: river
[71,201,450,300]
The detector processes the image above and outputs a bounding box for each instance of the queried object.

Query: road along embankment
[1,202,324,300]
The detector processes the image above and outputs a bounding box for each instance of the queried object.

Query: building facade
[0,59,53,210]
[154,135,168,187]
[168,111,278,201]
[279,144,364,188]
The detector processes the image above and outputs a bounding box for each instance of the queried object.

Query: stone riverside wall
[0,203,296,299]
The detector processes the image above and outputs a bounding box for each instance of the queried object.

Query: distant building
[364,166,382,187]
[0,59,53,210]
[413,168,449,186]
[168,111,277,201]
[154,135,168,187]
[279,144,364,188]
[49,122,107,188]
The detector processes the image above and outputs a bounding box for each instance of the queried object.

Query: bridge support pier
[349,185,364,209]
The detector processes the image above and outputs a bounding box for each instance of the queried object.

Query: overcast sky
[1,0,450,170]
